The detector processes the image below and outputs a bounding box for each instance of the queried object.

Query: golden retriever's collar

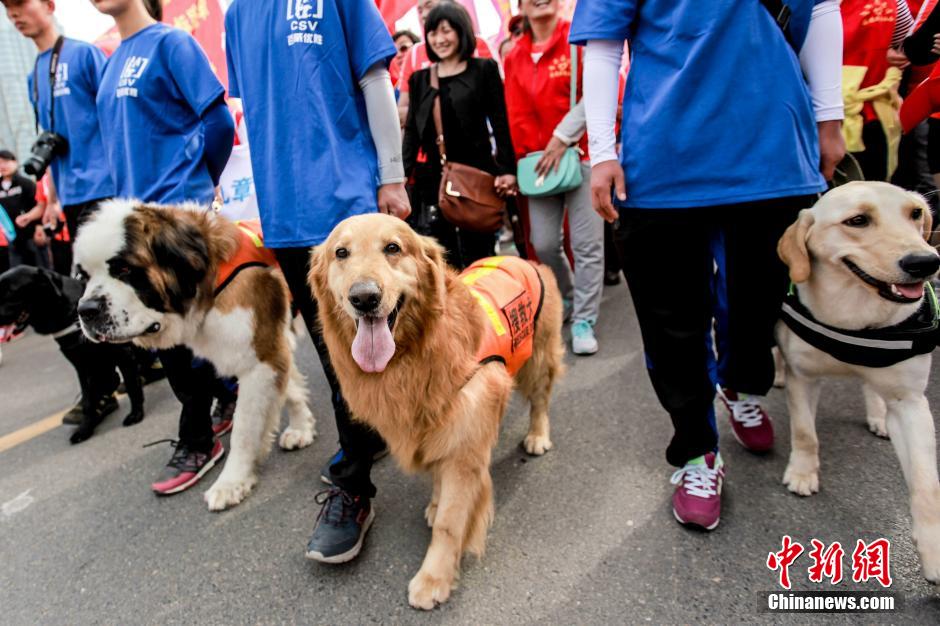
[781,282,939,368]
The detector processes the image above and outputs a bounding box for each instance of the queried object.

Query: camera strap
[31,35,65,134]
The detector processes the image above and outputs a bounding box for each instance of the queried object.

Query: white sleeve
[359,64,405,185]
[798,0,844,122]
[584,40,625,166]
[553,101,586,145]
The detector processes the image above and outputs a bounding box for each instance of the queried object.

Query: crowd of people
[1,0,939,567]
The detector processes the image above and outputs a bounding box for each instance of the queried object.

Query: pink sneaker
[151,439,225,495]
[671,452,724,530]
[717,386,774,452]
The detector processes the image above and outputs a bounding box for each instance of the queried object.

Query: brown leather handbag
[430,65,505,233]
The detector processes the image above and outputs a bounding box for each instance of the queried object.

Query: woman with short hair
[402,2,516,269]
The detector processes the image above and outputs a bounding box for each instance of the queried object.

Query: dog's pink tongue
[896,282,925,299]
[351,317,395,373]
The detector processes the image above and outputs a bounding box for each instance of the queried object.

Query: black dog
[0,266,145,443]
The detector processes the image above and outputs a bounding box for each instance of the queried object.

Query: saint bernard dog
[72,200,316,511]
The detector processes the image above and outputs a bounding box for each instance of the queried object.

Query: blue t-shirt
[225,0,396,248]
[97,23,224,204]
[570,0,827,209]
[28,38,114,206]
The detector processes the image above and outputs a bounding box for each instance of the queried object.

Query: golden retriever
[776,181,940,583]
[308,214,564,609]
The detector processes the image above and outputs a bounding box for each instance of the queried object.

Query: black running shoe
[305,487,374,564]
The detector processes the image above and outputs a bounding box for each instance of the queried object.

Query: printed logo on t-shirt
[0,186,23,199]
[116,56,149,98]
[286,0,324,46]
[860,0,895,26]
[53,63,71,97]
[548,55,571,80]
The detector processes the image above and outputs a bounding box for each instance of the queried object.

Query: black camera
[23,131,68,178]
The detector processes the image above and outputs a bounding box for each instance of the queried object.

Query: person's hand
[886,47,910,69]
[42,202,59,229]
[15,213,31,228]
[932,33,940,56]
[33,226,48,247]
[817,120,846,181]
[535,136,568,177]
[377,182,411,220]
[494,174,517,197]
[590,160,625,223]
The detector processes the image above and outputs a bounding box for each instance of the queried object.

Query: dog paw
[914,527,940,583]
[522,434,553,456]
[69,428,94,445]
[204,477,256,511]
[922,558,940,584]
[408,571,452,610]
[122,410,144,427]
[866,419,889,439]
[424,501,438,528]
[278,426,315,451]
[783,465,819,496]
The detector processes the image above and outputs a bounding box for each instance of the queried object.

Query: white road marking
[2,489,35,519]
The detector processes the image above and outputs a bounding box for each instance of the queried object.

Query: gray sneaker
[571,320,598,355]
[305,488,374,564]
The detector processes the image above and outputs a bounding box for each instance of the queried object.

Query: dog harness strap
[460,256,544,376]
[780,283,940,368]
[214,219,279,296]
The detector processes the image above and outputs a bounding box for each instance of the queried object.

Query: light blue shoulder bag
[517,45,584,198]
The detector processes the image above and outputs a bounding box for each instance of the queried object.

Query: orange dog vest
[214,219,278,295]
[460,256,544,376]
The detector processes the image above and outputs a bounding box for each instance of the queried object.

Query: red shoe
[151,439,224,495]
[671,452,724,531]
[717,386,774,452]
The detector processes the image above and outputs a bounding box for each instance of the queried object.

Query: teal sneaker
[571,319,598,355]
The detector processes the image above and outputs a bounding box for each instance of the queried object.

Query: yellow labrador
[776,181,940,583]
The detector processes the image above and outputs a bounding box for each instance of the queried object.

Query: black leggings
[273,247,385,498]
[853,121,889,182]
[614,195,814,467]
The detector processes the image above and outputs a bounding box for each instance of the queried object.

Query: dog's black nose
[77,296,106,321]
[348,281,382,313]
[898,253,940,279]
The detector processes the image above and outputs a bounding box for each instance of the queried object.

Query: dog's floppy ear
[418,234,447,313]
[778,209,815,283]
[151,220,210,312]
[307,244,330,305]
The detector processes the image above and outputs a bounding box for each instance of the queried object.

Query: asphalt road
[1,280,939,625]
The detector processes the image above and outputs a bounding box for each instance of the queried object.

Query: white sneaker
[571,320,598,355]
